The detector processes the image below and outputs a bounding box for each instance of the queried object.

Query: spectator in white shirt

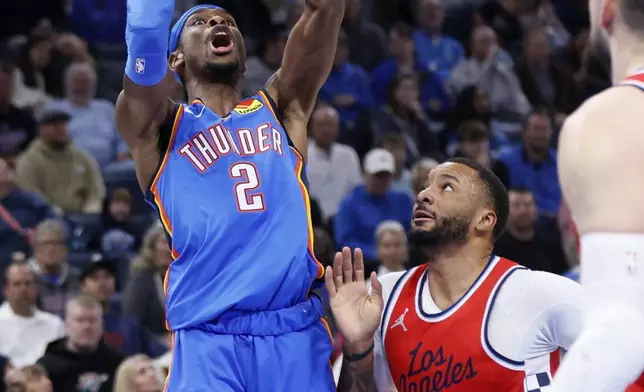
[0,263,66,367]
[306,104,363,222]
[374,221,408,277]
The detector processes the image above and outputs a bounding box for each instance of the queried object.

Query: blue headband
[169,5,223,85]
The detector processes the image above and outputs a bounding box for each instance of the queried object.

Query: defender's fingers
[353,248,365,283]
[342,246,354,283]
[332,251,344,288]
[325,266,337,297]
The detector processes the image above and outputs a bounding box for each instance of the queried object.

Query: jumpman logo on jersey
[390,308,409,332]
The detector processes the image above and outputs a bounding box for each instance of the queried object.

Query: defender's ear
[168,51,185,74]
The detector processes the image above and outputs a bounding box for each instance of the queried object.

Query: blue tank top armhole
[258,88,305,159]
[143,102,183,202]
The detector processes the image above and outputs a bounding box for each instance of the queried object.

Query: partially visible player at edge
[552,0,644,390]
[115,0,343,390]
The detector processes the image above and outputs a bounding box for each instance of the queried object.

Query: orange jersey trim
[290,145,325,281]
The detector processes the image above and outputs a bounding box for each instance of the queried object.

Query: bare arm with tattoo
[337,352,378,392]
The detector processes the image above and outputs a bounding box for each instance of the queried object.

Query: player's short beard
[204,60,242,86]
[408,215,470,265]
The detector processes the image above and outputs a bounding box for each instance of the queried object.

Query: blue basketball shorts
[163,296,335,391]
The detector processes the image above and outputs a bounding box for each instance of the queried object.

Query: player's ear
[168,51,185,73]
[475,209,497,237]
[601,0,616,30]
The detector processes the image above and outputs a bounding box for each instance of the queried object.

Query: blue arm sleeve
[124,0,174,86]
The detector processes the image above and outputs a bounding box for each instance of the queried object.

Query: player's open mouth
[413,209,436,223]
[211,31,234,55]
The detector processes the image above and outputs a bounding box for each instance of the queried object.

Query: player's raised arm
[115,0,175,176]
[326,247,382,392]
[264,0,344,161]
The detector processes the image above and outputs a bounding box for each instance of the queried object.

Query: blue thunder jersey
[145,90,324,330]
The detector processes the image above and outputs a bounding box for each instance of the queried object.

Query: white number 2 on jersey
[229,162,265,212]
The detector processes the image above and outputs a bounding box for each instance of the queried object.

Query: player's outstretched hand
[325,247,384,346]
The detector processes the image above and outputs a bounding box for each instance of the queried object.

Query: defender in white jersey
[552,0,644,390]
[325,158,583,392]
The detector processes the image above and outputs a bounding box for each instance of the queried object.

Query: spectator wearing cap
[46,62,131,172]
[241,27,287,96]
[498,108,561,214]
[371,23,450,120]
[412,0,464,81]
[0,263,66,368]
[28,219,81,318]
[306,105,362,224]
[79,261,167,358]
[14,106,105,214]
[318,30,375,139]
[0,63,37,164]
[334,149,413,262]
[452,120,510,186]
[0,159,56,280]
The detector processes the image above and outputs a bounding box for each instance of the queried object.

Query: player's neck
[425,242,492,310]
[187,83,241,118]
[610,29,644,83]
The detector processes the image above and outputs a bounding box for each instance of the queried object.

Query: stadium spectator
[0,263,66,367]
[371,23,450,118]
[444,85,511,151]
[494,188,568,274]
[0,63,37,164]
[476,0,524,56]
[20,364,52,392]
[372,73,441,165]
[341,0,388,71]
[412,0,464,81]
[0,159,56,276]
[498,108,561,214]
[12,35,54,117]
[113,355,162,392]
[28,219,80,318]
[449,25,530,121]
[515,26,578,126]
[318,31,374,137]
[334,149,413,262]
[451,120,510,186]
[241,28,287,96]
[409,157,439,195]
[306,105,362,223]
[47,62,130,171]
[79,261,167,358]
[373,220,407,277]
[14,106,105,214]
[87,188,141,257]
[122,224,171,337]
[377,133,413,196]
[37,295,123,392]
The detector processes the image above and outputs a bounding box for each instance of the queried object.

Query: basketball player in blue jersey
[115,0,343,390]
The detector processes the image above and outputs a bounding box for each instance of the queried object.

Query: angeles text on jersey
[401,342,478,391]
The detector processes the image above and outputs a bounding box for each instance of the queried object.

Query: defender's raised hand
[325,247,384,346]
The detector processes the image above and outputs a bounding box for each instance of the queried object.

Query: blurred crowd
[0,0,601,390]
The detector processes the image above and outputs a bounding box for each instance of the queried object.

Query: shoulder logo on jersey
[233,98,263,115]
[400,343,478,391]
[390,308,409,331]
